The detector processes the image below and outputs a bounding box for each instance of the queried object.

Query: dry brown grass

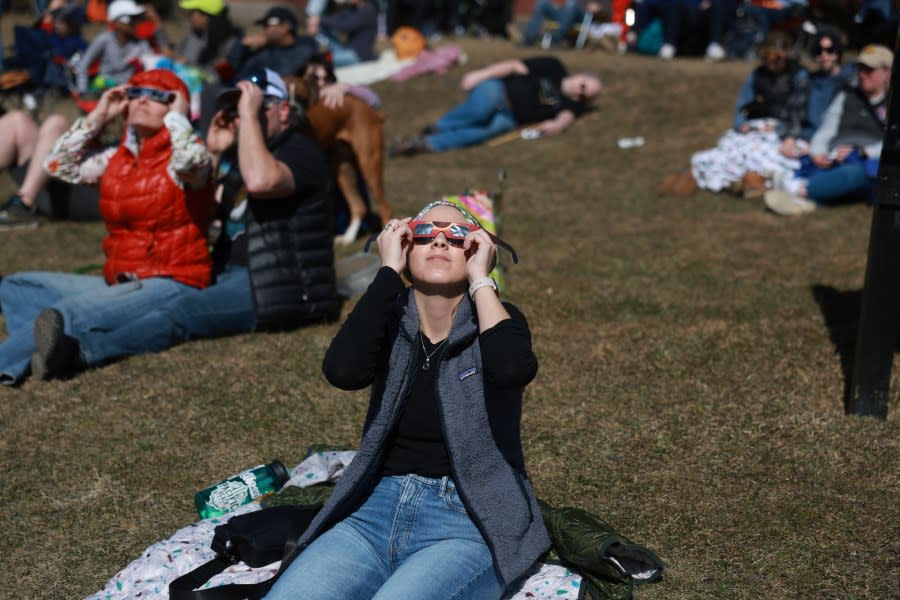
[1,28,899,600]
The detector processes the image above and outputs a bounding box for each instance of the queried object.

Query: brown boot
[658,171,698,197]
[741,171,767,200]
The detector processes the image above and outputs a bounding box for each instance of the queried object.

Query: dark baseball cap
[254,6,298,27]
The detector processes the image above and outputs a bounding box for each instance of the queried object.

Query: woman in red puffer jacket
[0,68,214,385]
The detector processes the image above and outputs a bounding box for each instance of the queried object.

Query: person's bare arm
[536,109,576,136]
[460,59,528,91]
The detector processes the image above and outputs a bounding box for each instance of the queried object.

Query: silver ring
[384,224,392,231]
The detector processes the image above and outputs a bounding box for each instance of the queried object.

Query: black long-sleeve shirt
[322,267,538,477]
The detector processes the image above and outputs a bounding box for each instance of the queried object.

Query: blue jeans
[806,163,873,205]
[264,475,504,600]
[77,265,255,366]
[0,272,195,384]
[425,80,517,152]
[316,32,361,67]
[745,6,792,39]
[523,0,582,44]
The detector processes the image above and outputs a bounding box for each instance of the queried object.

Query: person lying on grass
[262,200,548,600]
[389,56,601,156]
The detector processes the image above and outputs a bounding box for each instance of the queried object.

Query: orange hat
[129,69,190,103]
[391,26,425,60]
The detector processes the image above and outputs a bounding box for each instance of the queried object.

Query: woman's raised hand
[377,218,412,274]
[170,89,189,117]
[463,229,497,283]
[88,85,130,127]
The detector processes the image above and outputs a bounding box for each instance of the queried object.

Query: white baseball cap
[107,0,145,23]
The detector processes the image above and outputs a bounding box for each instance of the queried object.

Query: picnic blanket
[690,119,801,192]
[87,450,661,600]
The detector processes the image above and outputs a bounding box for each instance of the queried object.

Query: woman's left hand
[464,229,497,282]
[170,90,189,117]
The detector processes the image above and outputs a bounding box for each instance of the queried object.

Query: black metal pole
[848,22,900,418]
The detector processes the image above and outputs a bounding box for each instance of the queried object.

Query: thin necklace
[419,331,447,371]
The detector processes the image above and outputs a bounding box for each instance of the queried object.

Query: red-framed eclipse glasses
[364,220,518,264]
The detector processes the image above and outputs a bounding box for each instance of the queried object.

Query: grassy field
[1,32,899,600]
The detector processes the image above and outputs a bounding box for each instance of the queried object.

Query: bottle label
[239,471,262,499]
[207,480,251,512]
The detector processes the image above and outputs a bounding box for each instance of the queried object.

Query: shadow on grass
[812,285,861,404]
[811,284,900,408]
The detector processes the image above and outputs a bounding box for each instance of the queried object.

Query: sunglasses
[125,86,175,104]
[857,64,877,75]
[814,45,837,56]
[364,220,519,263]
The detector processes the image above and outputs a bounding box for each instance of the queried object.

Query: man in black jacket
[31,68,341,380]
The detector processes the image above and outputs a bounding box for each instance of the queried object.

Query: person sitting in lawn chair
[0,5,86,94]
[389,56,601,155]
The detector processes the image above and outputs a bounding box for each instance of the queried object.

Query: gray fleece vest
[293,289,550,586]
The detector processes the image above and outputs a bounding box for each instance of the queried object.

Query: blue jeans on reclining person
[0,272,195,384]
[74,265,255,367]
[523,0,582,45]
[424,79,517,152]
[264,474,505,600]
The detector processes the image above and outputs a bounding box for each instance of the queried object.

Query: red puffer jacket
[100,125,213,289]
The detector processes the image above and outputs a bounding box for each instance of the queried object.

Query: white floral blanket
[691,119,800,192]
[86,451,583,600]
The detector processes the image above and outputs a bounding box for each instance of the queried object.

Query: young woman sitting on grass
[263,200,549,600]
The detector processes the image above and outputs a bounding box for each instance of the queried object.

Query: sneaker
[31,308,82,380]
[658,43,675,61]
[0,195,38,231]
[764,190,818,216]
[705,42,725,62]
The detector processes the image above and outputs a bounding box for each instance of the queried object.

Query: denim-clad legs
[0,272,194,384]
[806,163,872,205]
[424,80,517,152]
[77,265,255,366]
[523,0,582,44]
[264,475,504,600]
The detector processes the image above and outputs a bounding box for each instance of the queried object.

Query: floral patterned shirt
[44,112,211,188]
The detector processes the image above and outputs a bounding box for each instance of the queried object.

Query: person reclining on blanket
[764,44,892,216]
[0,69,213,385]
[16,68,341,380]
[262,199,548,600]
[389,56,601,155]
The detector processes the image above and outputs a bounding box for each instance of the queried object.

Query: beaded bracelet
[469,277,498,298]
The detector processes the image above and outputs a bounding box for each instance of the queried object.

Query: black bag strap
[169,555,277,600]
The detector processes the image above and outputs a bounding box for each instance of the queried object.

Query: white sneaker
[764,190,818,216]
[658,43,675,60]
[705,42,725,61]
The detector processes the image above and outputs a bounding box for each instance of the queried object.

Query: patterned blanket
[86,451,585,600]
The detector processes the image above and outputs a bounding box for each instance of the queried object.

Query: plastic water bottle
[194,460,290,519]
